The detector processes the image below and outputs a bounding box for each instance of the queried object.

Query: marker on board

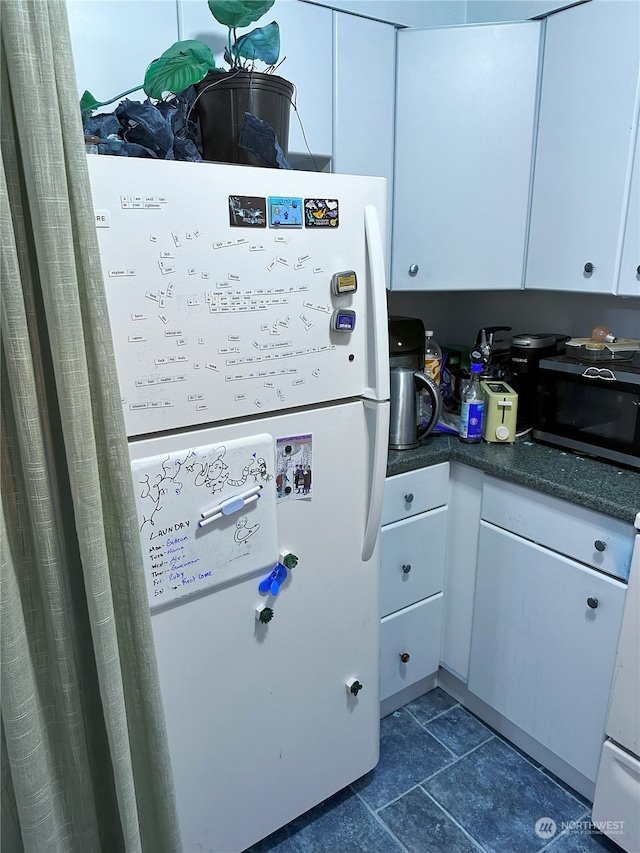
[199,489,261,527]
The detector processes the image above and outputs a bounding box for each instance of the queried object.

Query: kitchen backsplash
[387,289,640,347]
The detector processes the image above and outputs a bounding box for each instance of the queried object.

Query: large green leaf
[80,90,102,113]
[208,0,275,29]
[235,21,280,66]
[144,40,216,99]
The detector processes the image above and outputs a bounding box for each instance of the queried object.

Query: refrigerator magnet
[275,435,313,501]
[304,198,339,228]
[267,197,303,228]
[228,196,267,227]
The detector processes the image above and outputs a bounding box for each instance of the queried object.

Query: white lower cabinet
[380,464,448,707]
[468,520,626,782]
[381,595,443,702]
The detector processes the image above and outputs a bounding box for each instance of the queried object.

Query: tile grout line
[402,701,462,733]
[350,788,413,853]
[497,737,591,811]
[419,786,488,853]
[463,705,591,810]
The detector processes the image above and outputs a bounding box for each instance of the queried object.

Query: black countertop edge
[387,434,640,525]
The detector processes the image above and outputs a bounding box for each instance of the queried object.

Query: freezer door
[88,156,389,437]
[128,399,384,852]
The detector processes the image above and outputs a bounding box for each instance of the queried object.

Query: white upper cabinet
[391,22,541,291]
[525,0,640,294]
[333,13,395,183]
[617,124,640,297]
[180,0,334,160]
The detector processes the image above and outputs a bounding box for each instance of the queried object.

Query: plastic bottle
[424,331,442,386]
[458,362,485,443]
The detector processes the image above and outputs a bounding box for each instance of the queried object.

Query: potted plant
[80,0,293,166]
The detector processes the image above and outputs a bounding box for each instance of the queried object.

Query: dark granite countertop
[387,434,640,525]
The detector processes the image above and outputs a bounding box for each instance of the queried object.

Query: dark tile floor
[246,687,621,853]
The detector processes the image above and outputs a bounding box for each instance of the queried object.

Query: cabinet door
[333,13,395,183]
[468,522,626,782]
[179,0,333,160]
[617,127,640,297]
[392,22,541,291]
[526,0,640,293]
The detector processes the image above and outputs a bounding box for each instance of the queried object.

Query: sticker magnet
[304,198,339,228]
[229,195,267,227]
[268,197,303,228]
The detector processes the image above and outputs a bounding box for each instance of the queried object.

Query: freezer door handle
[363,204,390,403]
[362,399,390,561]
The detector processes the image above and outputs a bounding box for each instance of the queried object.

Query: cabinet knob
[584,262,594,274]
[400,653,411,663]
[404,493,414,503]
[636,265,640,276]
[408,264,419,277]
[594,540,607,552]
[402,563,412,574]
[587,597,599,609]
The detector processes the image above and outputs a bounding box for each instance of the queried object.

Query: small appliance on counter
[509,333,570,431]
[471,326,512,378]
[534,352,640,471]
[388,316,442,449]
[480,379,518,443]
[388,315,424,372]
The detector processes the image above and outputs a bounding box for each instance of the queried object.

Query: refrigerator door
[128,398,384,852]
[88,156,389,437]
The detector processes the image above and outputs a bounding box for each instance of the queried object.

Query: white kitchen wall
[465,0,588,22]
[301,0,466,26]
[388,289,640,350]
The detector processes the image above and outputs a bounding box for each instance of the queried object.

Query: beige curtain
[1,2,182,850]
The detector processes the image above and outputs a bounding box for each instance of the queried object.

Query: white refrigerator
[87,155,390,853]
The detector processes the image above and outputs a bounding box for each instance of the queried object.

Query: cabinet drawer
[380,594,443,701]
[380,507,447,618]
[482,476,634,580]
[382,463,449,526]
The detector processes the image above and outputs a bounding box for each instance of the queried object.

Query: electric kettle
[389,367,443,450]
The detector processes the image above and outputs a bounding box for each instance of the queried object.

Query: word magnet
[331,270,357,295]
[331,309,356,333]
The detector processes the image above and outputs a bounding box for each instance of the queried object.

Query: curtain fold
[1,2,182,851]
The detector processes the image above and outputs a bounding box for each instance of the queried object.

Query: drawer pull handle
[402,564,412,574]
[587,597,599,609]
[404,493,414,503]
[594,540,607,552]
[400,653,411,663]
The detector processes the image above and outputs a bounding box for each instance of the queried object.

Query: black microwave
[533,354,640,470]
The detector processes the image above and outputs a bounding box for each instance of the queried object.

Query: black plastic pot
[195,71,293,166]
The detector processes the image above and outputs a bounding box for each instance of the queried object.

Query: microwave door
[534,359,640,468]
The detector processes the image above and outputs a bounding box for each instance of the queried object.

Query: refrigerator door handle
[362,399,390,561]
[363,204,390,403]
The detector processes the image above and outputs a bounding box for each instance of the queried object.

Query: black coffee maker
[388,315,424,371]
[509,333,569,431]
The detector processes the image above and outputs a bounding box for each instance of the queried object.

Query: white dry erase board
[133,434,278,608]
